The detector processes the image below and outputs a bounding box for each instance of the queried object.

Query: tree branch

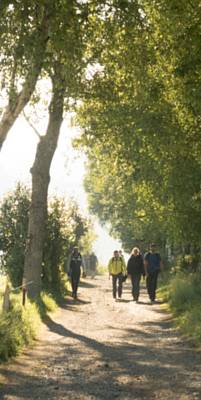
[23,110,42,139]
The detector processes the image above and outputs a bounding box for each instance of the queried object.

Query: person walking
[66,246,86,299]
[108,250,126,300]
[119,250,125,261]
[144,243,163,304]
[127,247,144,303]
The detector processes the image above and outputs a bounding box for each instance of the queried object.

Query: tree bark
[23,74,65,299]
[0,9,50,151]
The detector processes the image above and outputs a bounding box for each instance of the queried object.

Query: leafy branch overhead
[75,0,201,251]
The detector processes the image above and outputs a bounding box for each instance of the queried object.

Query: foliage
[0,184,92,292]
[35,291,57,320]
[0,293,40,361]
[74,0,201,254]
[172,254,201,274]
[158,272,201,348]
[78,220,97,254]
[0,183,30,287]
[0,289,58,362]
[43,198,90,293]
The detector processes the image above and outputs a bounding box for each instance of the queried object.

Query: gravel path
[0,275,201,400]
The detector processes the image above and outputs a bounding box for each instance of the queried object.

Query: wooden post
[2,284,10,312]
[22,287,27,306]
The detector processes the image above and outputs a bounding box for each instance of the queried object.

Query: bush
[178,306,201,345]
[0,291,57,362]
[159,272,201,348]
[0,185,91,294]
[0,294,40,361]
[169,273,201,312]
[172,254,201,274]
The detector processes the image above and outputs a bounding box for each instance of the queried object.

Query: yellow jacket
[108,256,126,275]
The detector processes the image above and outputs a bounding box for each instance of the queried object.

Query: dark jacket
[69,252,83,273]
[127,254,144,276]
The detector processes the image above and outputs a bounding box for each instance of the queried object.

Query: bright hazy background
[0,115,125,265]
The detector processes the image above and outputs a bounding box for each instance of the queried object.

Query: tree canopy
[75,0,201,253]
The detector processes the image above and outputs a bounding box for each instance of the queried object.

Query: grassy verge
[158,272,201,349]
[0,290,57,362]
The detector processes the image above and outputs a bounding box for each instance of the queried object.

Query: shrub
[0,294,40,361]
[159,272,201,348]
[0,184,92,294]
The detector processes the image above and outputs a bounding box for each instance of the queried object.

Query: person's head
[119,250,123,256]
[132,247,140,256]
[113,250,119,258]
[73,246,79,255]
[150,243,156,253]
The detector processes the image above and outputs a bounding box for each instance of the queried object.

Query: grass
[158,272,201,349]
[0,289,58,362]
[36,291,57,319]
[0,272,71,362]
[0,293,40,361]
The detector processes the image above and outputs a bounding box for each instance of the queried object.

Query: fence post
[22,287,27,306]
[2,283,10,312]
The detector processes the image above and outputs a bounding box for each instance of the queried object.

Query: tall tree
[22,0,89,298]
[23,66,65,298]
[75,0,201,252]
[0,1,53,150]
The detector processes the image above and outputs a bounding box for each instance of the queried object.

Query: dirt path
[0,275,201,400]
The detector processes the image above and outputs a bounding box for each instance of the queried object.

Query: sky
[0,114,124,265]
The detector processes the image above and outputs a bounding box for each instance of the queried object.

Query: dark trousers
[146,270,159,301]
[131,274,141,301]
[112,273,123,298]
[71,269,81,297]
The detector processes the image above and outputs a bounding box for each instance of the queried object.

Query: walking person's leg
[133,274,141,301]
[152,270,159,301]
[71,273,76,297]
[74,270,81,298]
[131,275,135,299]
[146,274,153,302]
[112,275,117,298]
[117,273,123,298]
[147,273,155,302]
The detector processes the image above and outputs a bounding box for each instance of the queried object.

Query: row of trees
[0,184,91,293]
[1,1,200,298]
[74,1,201,257]
[0,0,106,297]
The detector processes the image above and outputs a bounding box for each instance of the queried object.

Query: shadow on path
[1,277,201,400]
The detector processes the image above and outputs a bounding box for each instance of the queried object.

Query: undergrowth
[158,272,201,348]
[0,290,57,362]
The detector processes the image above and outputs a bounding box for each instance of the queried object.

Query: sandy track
[0,275,201,400]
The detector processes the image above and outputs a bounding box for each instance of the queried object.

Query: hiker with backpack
[108,250,126,300]
[66,246,86,299]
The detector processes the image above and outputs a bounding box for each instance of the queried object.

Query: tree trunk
[23,75,65,299]
[0,10,50,150]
